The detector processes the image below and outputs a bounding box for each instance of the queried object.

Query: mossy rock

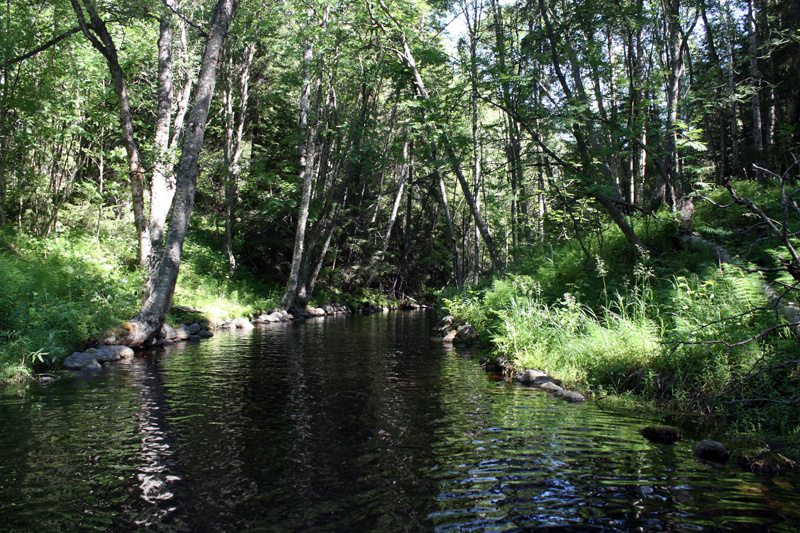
[734,449,797,475]
[100,322,135,344]
[639,426,683,444]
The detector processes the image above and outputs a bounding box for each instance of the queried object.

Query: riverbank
[439,184,800,464]
[0,225,415,383]
[5,310,798,531]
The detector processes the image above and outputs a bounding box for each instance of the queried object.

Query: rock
[175,325,192,340]
[518,369,548,385]
[37,376,55,385]
[455,324,477,342]
[187,322,202,335]
[639,426,683,444]
[82,359,102,370]
[555,389,586,403]
[231,317,254,329]
[160,323,177,340]
[694,439,731,464]
[85,347,119,362]
[197,329,214,338]
[442,330,457,343]
[63,352,103,370]
[538,381,563,393]
[323,304,335,315]
[99,345,134,360]
[63,345,135,370]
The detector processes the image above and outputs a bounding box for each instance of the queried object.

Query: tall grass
[444,233,786,418]
[0,221,283,382]
[0,229,140,381]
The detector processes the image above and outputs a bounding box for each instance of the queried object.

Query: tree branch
[2,26,82,67]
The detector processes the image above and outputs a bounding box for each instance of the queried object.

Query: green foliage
[170,217,281,323]
[0,228,140,381]
[445,183,800,439]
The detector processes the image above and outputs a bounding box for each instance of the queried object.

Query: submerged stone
[555,390,586,403]
[518,369,548,385]
[639,426,683,444]
[694,439,731,464]
[538,381,563,393]
[63,352,102,370]
[735,449,797,475]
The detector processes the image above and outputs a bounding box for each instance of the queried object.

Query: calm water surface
[1,311,798,532]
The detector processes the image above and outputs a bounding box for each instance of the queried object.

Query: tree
[106,0,240,345]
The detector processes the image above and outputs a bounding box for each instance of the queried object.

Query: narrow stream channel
[1,311,798,532]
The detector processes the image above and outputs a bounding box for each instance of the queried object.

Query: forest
[1,0,800,443]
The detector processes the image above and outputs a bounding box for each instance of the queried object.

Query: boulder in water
[639,426,683,444]
[538,381,563,394]
[555,389,586,403]
[63,351,103,370]
[694,439,731,464]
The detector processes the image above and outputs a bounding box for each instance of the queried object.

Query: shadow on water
[1,310,799,532]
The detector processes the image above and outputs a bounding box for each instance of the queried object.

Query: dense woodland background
[2,0,800,440]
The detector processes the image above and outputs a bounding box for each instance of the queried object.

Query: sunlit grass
[442,183,800,438]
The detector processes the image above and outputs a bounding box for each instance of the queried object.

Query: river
[1,310,798,531]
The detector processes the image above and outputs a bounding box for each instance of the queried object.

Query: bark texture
[110,0,240,346]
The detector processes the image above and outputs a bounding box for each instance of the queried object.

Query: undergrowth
[0,221,282,383]
[0,228,140,381]
[442,183,800,441]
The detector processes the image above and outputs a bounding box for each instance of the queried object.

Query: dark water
[1,311,799,532]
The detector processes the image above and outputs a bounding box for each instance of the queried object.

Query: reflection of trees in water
[274,312,447,530]
[132,352,189,531]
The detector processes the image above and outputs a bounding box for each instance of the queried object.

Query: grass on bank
[0,222,281,383]
[0,214,414,383]
[442,183,800,442]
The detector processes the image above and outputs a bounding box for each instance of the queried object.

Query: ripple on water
[1,312,799,532]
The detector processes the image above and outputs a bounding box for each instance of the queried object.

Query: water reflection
[0,311,799,532]
[132,355,184,529]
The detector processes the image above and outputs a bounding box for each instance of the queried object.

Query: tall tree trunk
[726,10,741,178]
[147,0,176,297]
[70,0,148,273]
[700,0,725,183]
[280,18,317,311]
[111,0,240,346]
[662,0,684,208]
[431,140,463,289]
[224,42,256,278]
[748,0,763,180]
[628,0,647,204]
[463,0,483,284]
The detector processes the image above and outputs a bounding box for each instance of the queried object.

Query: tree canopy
[2,0,799,338]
